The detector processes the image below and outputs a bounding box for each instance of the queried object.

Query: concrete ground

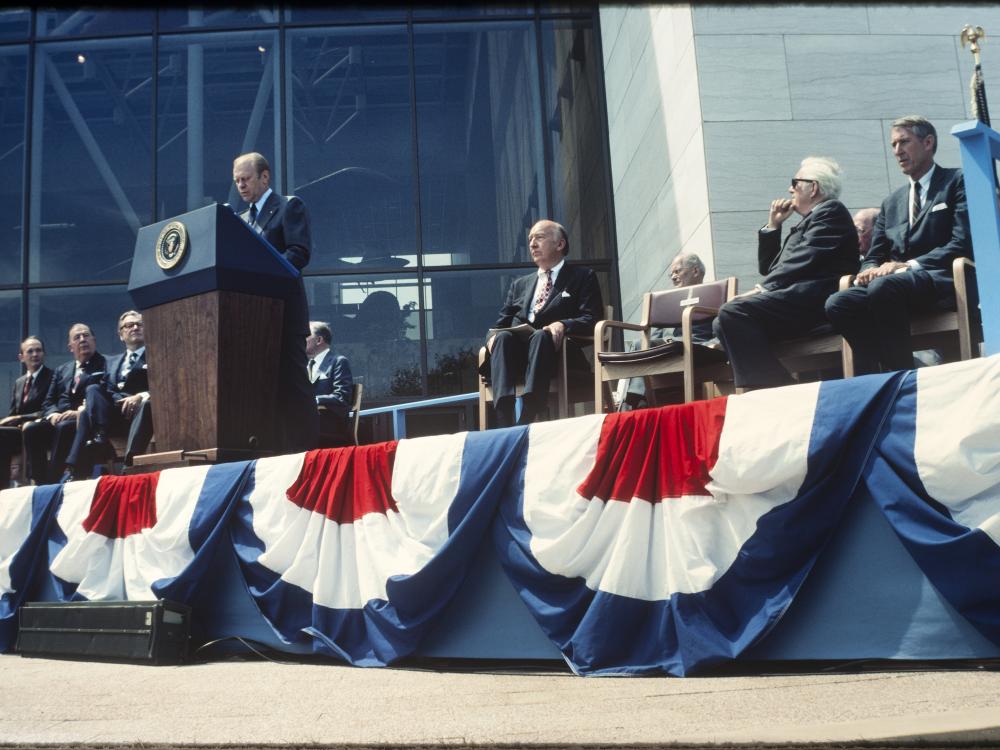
[2,654,1000,748]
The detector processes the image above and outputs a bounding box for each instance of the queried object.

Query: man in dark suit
[233,151,318,454]
[713,156,860,390]
[484,219,604,427]
[306,321,355,447]
[825,116,973,374]
[63,310,154,479]
[0,337,53,488]
[21,323,106,485]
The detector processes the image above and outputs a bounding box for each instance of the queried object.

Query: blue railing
[359,392,479,439]
[952,120,1000,355]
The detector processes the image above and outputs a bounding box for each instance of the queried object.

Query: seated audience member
[713,156,860,390]
[63,311,153,480]
[306,321,355,447]
[0,337,53,488]
[826,116,972,375]
[22,323,106,485]
[617,252,714,411]
[482,219,603,427]
[853,207,880,259]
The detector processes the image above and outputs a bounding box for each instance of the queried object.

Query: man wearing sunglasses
[713,156,859,390]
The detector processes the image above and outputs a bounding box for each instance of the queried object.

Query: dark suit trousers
[278,291,319,454]
[66,385,155,473]
[0,425,22,488]
[825,269,949,375]
[489,328,558,426]
[22,418,77,484]
[714,290,828,389]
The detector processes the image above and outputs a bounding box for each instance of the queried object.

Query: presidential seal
[155,221,188,270]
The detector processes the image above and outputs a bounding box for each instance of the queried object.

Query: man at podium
[233,152,318,453]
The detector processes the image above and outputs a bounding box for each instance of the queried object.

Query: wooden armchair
[770,274,855,380]
[593,278,737,412]
[318,382,363,447]
[478,307,612,430]
[908,257,981,363]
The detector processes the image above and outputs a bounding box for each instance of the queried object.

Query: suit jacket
[758,198,859,299]
[6,365,54,420]
[101,349,149,402]
[492,263,604,338]
[42,353,107,416]
[864,165,971,285]
[312,350,354,419]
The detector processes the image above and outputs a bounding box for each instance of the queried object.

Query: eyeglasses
[790,178,816,189]
[119,321,143,331]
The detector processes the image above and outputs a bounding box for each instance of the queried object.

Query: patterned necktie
[72,367,82,393]
[121,351,138,383]
[533,270,553,314]
[20,374,31,405]
[911,181,922,225]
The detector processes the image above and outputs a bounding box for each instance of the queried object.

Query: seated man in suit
[484,219,604,427]
[825,116,972,374]
[617,252,714,411]
[234,151,318,454]
[63,310,153,480]
[853,207,880,259]
[0,337,53,488]
[713,156,860,390]
[306,320,355,447]
[22,323,106,485]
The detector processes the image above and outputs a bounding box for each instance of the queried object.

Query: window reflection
[0,292,22,403]
[286,26,416,273]
[35,10,153,38]
[542,19,612,262]
[158,8,278,31]
[306,274,422,402]
[27,286,132,372]
[157,31,279,220]
[415,22,547,266]
[29,38,153,284]
[0,47,26,284]
[0,9,30,41]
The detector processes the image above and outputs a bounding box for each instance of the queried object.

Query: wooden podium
[127,203,301,468]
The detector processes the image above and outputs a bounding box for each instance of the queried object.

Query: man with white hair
[713,156,860,390]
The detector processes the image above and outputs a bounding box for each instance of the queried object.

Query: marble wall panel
[656,30,702,164]
[692,5,869,36]
[867,5,1000,36]
[613,106,672,251]
[696,35,791,122]
[704,120,892,213]
[608,36,662,192]
[784,35,965,121]
[601,14,634,131]
[624,5,653,71]
[599,5,627,67]
[708,210,768,291]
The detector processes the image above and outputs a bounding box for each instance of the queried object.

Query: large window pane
[415,22,547,266]
[0,47,27,285]
[306,274,421,403]
[158,8,278,32]
[157,31,279,220]
[27,285,133,372]
[0,9,30,41]
[413,6,533,19]
[287,26,416,273]
[30,38,153,284]
[542,18,612,262]
[36,10,153,38]
[0,291,22,405]
[285,8,407,24]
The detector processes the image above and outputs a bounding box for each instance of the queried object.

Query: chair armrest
[594,319,646,355]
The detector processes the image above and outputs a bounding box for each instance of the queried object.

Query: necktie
[119,351,138,387]
[533,270,553,314]
[307,358,316,382]
[20,374,31,405]
[249,203,258,225]
[911,181,922,225]
[73,367,82,393]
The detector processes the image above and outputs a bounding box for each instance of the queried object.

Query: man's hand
[855,261,908,287]
[544,320,566,350]
[50,410,75,425]
[119,394,142,419]
[767,198,794,230]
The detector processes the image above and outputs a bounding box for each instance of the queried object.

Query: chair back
[350,382,364,445]
[644,277,736,329]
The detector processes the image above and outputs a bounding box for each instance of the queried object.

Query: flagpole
[961,25,991,126]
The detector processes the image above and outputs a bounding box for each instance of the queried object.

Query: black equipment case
[15,600,191,665]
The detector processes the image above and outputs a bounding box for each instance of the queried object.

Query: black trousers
[22,417,77,485]
[65,384,155,474]
[825,269,950,375]
[278,285,319,454]
[713,289,828,389]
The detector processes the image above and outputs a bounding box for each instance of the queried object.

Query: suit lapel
[257,193,280,231]
[538,265,571,316]
[910,166,945,231]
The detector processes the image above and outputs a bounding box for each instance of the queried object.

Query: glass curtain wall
[0,7,615,423]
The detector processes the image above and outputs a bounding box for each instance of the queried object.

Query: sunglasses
[790,178,817,188]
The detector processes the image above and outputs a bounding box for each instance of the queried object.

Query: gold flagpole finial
[961,25,986,61]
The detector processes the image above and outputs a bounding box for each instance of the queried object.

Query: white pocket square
[560,290,572,298]
[931,202,948,212]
